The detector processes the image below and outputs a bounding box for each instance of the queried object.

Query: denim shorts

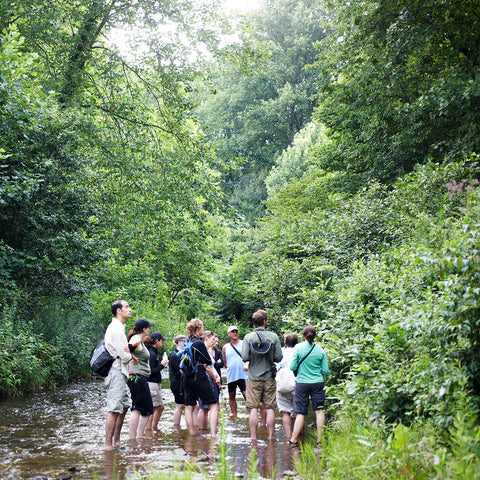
[294,382,325,415]
[105,367,131,413]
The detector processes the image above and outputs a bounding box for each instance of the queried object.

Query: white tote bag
[276,366,296,394]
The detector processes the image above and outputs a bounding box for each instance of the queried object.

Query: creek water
[0,378,309,479]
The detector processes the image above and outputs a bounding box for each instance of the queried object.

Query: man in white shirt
[104,299,134,450]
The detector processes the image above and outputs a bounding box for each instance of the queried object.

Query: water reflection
[0,379,307,479]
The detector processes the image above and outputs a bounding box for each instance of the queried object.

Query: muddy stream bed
[0,378,310,479]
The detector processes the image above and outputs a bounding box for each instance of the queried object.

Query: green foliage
[0,1,227,395]
[265,121,330,197]
[0,28,101,309]
[314,0,480,185]
[3,12,480,480]
[315,410,435,479]
[430,374,480,479]
[195,0,330,223]
[0,314,68,398]
[227,158,480,432]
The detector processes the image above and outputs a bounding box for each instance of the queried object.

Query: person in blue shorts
[289,325,329,447]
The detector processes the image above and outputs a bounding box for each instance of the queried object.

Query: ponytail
[302,326,316,344]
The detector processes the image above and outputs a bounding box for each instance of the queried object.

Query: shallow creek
[0,378,310,479]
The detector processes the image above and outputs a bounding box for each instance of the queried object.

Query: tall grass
[294,392,480,480]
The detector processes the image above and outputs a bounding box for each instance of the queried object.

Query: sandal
[288,440,299,446]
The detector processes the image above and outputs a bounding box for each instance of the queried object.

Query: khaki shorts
[246,378,277,410]
[105,368,131,413]
[148,381,164,408]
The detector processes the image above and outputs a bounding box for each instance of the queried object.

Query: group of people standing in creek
[103,299,329,451]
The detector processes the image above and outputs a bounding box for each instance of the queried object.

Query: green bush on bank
[0,318,66,398]
[245,158,480,432]
[308,388,480,479]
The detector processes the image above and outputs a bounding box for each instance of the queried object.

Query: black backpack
[89,339,114,377]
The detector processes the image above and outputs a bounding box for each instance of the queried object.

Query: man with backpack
[104,299,136,450]
[242,310,283,441]
[222,325,248,419]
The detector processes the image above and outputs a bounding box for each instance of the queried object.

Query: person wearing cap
[169,334,187,426]
[126,318,155,440]
[104,299,135,450]
[242,309,282,441]
[222,325,248,419]
[145,331,169,431]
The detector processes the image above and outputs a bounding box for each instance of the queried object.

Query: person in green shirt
[289,325,329,447]
[127,318,155,440]
[242,309,283,441]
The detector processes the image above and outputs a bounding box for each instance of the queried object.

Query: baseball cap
[135,318,155,330]
[227,325,239,333]
[150,331,166,342]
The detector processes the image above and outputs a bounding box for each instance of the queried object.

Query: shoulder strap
[191,342,210,365]
[230,342,243,358]
[297,343,315,374]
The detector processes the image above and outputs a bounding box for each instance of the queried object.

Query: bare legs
[186,403,219,438]
[196,408,208,431]
[315,409,326,443]
[228,390,246,419]
[173,403,185,426]
[248,407,259,440]
[185,405,198,435]
[248,407,275,441]
[290,413,304,444]
[259,402,267,427]
[265,408,275,440]
[105,408,128,450]
[290,409,325,445]
[280,411,293,441]
[146,405,164,430]
[207,402,220,438]
[228,391,238,418]
[128,410,150,440]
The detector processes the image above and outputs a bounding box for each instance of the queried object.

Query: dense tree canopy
[2,3,480,476]
[314,0,480,186]
[195,0,331,222]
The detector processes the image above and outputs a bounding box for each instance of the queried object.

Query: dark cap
[134,318,155,330]
[150,331,166,342]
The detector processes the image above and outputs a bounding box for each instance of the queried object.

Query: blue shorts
[294,382,325,415]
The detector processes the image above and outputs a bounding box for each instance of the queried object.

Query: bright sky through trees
[224,0,261,12]
[109,0,261,58]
